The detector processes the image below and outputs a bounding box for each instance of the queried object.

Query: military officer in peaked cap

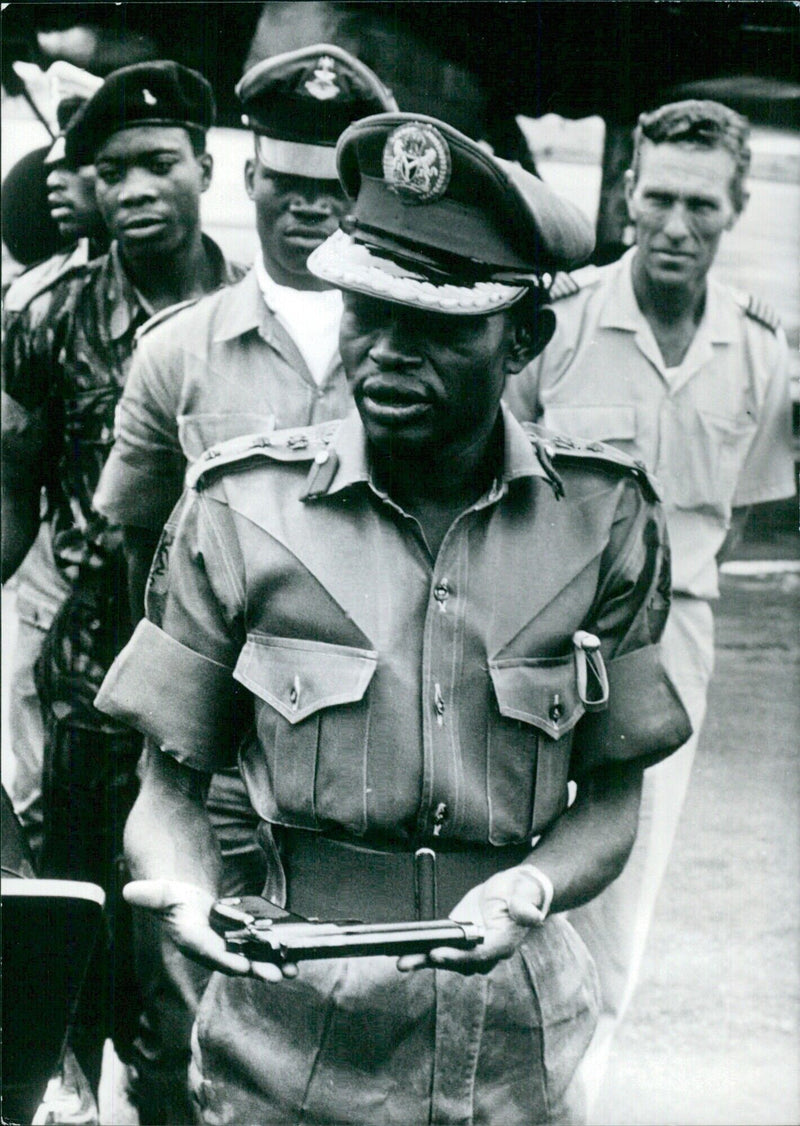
[98,114,690,1125]
[95,43,397,617]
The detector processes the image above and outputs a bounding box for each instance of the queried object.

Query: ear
[198,152,213,194]
[244,157,256,200]
[623,168,637,222]
[504,307,555,375]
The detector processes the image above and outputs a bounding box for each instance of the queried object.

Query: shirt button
[433,683,446,720]
[433,580,450,603]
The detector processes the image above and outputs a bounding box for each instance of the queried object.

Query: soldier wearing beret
[97,114,690,1125]
[95,44,397,617]
[2,59,244,1098]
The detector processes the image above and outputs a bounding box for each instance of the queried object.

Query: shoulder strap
[522,422,661,503]
[547,264,601,303]
[3,243,92,312]
[732,289,781,334]
[187,421,340,491]
[134,296,204,343]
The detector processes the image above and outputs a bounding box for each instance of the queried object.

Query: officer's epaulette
[732,289,781,334]
[186,421,341,492]
[522,422,661,503]
[134,296,204,344]
[3,241,92,312]
[547,264,601,302]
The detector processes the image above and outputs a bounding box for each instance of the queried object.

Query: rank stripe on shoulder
[186,422,341,491]
[547,264,601,302]
[522,422,661,503]
[732,289,781,334]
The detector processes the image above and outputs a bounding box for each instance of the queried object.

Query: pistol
[210,895,484,964]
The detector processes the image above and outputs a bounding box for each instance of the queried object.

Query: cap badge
[142,88,158,106]
[382,122,451,204]
[305,56,340,101]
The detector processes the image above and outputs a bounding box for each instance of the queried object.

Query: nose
[662,202,691,241]
[117,167,158,206]
[46,167,67,192]
[367,322,422,371]
[288,193,336,222]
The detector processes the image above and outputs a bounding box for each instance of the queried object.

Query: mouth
[282,225,333,249]
[120,216,169,238]
[48,203,73,221]
[359,378,434,425]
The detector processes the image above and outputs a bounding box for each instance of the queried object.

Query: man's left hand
[396,865,548,975]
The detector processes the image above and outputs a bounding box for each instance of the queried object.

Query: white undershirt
[255,255,342,386]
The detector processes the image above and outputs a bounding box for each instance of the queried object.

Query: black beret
[65,61,215,167]
[308,113,595,315]
[236,44,396,178]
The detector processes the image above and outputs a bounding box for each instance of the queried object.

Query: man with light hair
[505,98,795,1102]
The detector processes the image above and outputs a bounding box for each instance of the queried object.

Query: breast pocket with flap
[487,655,586,845]
[234,634,378,833]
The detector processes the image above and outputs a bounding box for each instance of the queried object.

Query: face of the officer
[245,160,349,290]
[94,125,212,258]
[340,292,532,458]
[45,161,104,241]
[626,140,739,293]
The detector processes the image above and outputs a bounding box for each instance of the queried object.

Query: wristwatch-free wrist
[515,863,555,923]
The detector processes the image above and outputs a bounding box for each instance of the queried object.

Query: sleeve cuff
[95,619,240,773]
[570,643,693,775]
[94,446,185,530]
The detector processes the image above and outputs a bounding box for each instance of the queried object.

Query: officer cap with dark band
[66,61,215,167]
[236,44,397,180]
[308,113,595,315]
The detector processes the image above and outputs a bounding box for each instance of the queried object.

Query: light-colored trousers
[569,595,714,1110]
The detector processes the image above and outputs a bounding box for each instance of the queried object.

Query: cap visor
[255,135,338,179]
[308,229,525,315]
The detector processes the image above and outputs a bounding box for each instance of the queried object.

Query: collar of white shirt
[254,254,342,385]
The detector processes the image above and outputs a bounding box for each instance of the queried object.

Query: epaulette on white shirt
[134,296,204,344]
[730,289,781,334]
[547,265,602,302]
[3,241,92,312]
[186,420,342,492]
[522,421,661,503]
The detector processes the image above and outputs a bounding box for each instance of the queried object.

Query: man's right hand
[123,879,299,982]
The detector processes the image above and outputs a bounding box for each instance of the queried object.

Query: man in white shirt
[95,44,397,614]
[505,98,796,1108]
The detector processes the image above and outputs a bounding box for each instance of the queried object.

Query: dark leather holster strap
[279,829,531,923]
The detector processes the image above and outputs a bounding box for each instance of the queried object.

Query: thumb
[123,879,212,912]
[506,869,548,927]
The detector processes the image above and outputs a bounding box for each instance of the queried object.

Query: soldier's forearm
[527,759,644,913]
[124,743,222,893]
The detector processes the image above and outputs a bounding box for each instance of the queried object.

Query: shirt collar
[598,246,738,344]
[317,402,549,501]
[106,234,242,342]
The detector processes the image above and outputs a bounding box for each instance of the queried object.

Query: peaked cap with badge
[236,44,398,180]
[65,60,216,168]
[308,113,596,315]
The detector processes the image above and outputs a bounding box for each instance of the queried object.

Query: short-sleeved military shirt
[504,249,796,599]
[94,268,353,533]
[97,407,690,848]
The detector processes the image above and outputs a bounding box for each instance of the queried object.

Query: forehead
[635,140,737,200]
[96,125,193,161]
